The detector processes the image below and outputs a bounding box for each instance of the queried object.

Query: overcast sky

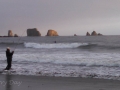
[0,0,120,36]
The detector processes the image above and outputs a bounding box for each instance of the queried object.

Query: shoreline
[0,74,120,90]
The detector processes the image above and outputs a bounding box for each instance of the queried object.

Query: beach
[0,74,120,90]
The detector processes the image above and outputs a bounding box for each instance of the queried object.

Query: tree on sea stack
[46,29,59,36]
[27,28,41,36]
[8,30,13,37]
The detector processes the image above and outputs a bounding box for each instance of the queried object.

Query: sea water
[0,36,120,80]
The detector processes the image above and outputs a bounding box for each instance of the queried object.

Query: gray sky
[0,0,120,36]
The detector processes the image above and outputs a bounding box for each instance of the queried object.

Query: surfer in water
[54,41,57,43]
[5,47,14,70]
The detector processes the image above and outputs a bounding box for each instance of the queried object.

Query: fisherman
[5,47,14,70]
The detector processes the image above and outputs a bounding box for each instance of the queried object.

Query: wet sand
[0,74,120,90]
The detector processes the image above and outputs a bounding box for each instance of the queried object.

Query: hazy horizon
[0,0,120,36]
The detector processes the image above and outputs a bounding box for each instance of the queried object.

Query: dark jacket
[6,49,14,58]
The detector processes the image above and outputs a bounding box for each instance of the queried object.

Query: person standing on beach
[5,47,14,70]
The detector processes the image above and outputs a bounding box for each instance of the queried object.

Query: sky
[0,0,120,36]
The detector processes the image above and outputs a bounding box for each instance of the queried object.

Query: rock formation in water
[91,31,98,36]
[86,31,103,36]
[8,30,13,37]
[46,29,58,36]
[27,28,41,36]
[74,34,77,36]
[98,33,102,36]
[14,34,18,37]
[86,32,91,36]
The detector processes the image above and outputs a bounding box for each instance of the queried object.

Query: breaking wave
[24,42,88,49]
[24,42,120,50]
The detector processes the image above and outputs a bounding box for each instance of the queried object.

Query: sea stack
[74,34,77,36]
[86,32,91,36]
[27,28,41,36]
[91,31,98,36]
[86,31,103,36]
[8,30,13,37]
[46,29,58,36]
[98,33,102,36]
[14,34,18,37]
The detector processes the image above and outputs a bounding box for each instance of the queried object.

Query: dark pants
[5,58,12,70]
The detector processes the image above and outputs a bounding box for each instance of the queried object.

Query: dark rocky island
[86,32,91,36]
[86,31,103,36]
[27,28,41,36]
[14,34,18,37]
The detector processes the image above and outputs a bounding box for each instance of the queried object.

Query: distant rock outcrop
[8,30,13,37]
[86,32,91,36]
[46,29,58,36]
[91,31,98,36]
[14,34,18,37]
[98,33,102,36]
[27,28,41,36]
[86,31,103,36]
[74,34,77,36]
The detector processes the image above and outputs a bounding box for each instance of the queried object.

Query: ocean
[0,36,120,80]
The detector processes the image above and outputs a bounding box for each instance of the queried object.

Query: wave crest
[24,42,88,49]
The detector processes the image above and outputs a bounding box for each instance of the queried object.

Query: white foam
[1,52,120,67]
[1,50,120,80]
[24,42,88,49]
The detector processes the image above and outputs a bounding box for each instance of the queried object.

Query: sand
[0,74,120,90]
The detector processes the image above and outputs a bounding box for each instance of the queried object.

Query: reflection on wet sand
[5,75,12,90]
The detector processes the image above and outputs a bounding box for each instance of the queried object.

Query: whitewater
[0,36,120,80]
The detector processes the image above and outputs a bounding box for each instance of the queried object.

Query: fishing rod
[13,30,26,51]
